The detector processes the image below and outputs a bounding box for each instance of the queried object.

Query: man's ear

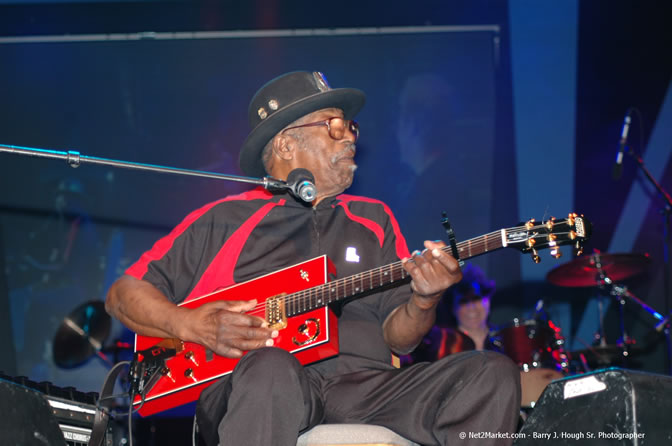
[272,134,295,162]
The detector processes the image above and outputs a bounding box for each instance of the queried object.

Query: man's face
[289,108,358,197]
[455,297,490,330]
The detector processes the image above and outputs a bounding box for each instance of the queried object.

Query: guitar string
[242,222,579,317]
[245,228,578,318]
[244,228,509,317]
[244,226,578,317]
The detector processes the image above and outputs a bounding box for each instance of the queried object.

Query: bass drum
[491,318,569,408]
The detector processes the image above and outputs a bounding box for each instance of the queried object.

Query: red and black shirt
[126,187,413,373]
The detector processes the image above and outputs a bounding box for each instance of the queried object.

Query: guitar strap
[441,212,464,268]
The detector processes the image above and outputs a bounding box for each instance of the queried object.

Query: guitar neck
[284,230,505,318]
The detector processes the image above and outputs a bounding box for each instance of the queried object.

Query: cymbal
[52,300,111,368]
[546,253,650,287]
[571,344,642,366]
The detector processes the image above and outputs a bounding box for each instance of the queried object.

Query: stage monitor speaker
[0,378,67,446]
[515,367,672,445]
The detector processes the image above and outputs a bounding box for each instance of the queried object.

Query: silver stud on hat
[268,99,279,110]
[258,107,268,120]
[313,71,331,92]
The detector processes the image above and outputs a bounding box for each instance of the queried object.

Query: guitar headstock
[504,213,591,262]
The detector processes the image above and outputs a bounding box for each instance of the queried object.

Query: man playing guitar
[106,71,521,446]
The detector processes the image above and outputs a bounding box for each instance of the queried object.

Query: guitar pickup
[265,294,288,330]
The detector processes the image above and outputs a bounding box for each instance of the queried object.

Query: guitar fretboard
[284,230,505,317]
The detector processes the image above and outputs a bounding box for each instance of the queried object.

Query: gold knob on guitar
[185,351,199,366]
[184,368,197,383]
[531,248,541,264]
[161,367,175,383]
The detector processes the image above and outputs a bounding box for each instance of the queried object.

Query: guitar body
[133,255,339,416]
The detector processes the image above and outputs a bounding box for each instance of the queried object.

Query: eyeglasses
[282,117,359,142]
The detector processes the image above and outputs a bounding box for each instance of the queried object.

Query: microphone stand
[626,147,672,374]
[0,143,296,196]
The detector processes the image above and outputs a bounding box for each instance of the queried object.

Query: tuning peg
[549,246,562,259]
[525,218,536,231]
[531,248,541,263]
[545,217,556,231]
[574,241,584,256]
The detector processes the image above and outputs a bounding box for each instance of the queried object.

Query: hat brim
[239,87,366,178]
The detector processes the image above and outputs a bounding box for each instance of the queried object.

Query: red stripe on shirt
[125,188,274,279]
[184,199,286,302]
[337,202,384,248]
[336,194,411,259]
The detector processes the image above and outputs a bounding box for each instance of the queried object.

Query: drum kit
[490,251,660,409]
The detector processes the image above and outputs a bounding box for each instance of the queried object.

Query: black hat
[238,71,366,178]
[452,264,496,306]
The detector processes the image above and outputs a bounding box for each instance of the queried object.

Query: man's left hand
[402,240,462,309]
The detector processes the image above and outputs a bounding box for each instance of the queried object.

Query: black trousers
[196,348,521,446]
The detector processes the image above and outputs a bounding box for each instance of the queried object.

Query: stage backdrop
[0,27,520,393]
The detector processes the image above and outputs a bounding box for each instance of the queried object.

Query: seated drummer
[411,263,502,362]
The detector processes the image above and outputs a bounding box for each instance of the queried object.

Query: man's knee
[233,347,302,385]
[480,351,520,381]
[478,351,521,403]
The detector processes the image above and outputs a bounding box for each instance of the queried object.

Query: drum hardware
[547,250,666,371]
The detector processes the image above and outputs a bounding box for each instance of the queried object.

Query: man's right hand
[179,299,278,359]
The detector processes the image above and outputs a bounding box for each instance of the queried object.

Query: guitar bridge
[265,294,288,330]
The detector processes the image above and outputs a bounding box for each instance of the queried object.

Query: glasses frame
[281,117,359,142]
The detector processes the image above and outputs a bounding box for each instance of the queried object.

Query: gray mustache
[331,144,356,164]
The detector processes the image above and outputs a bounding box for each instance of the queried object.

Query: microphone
[286,168,317,202]
[612,109,632,180]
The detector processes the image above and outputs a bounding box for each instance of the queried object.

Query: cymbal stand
[625,147,672,374]
[592,252,610,349]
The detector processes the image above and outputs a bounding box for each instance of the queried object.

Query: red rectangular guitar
[132,214,590,416]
